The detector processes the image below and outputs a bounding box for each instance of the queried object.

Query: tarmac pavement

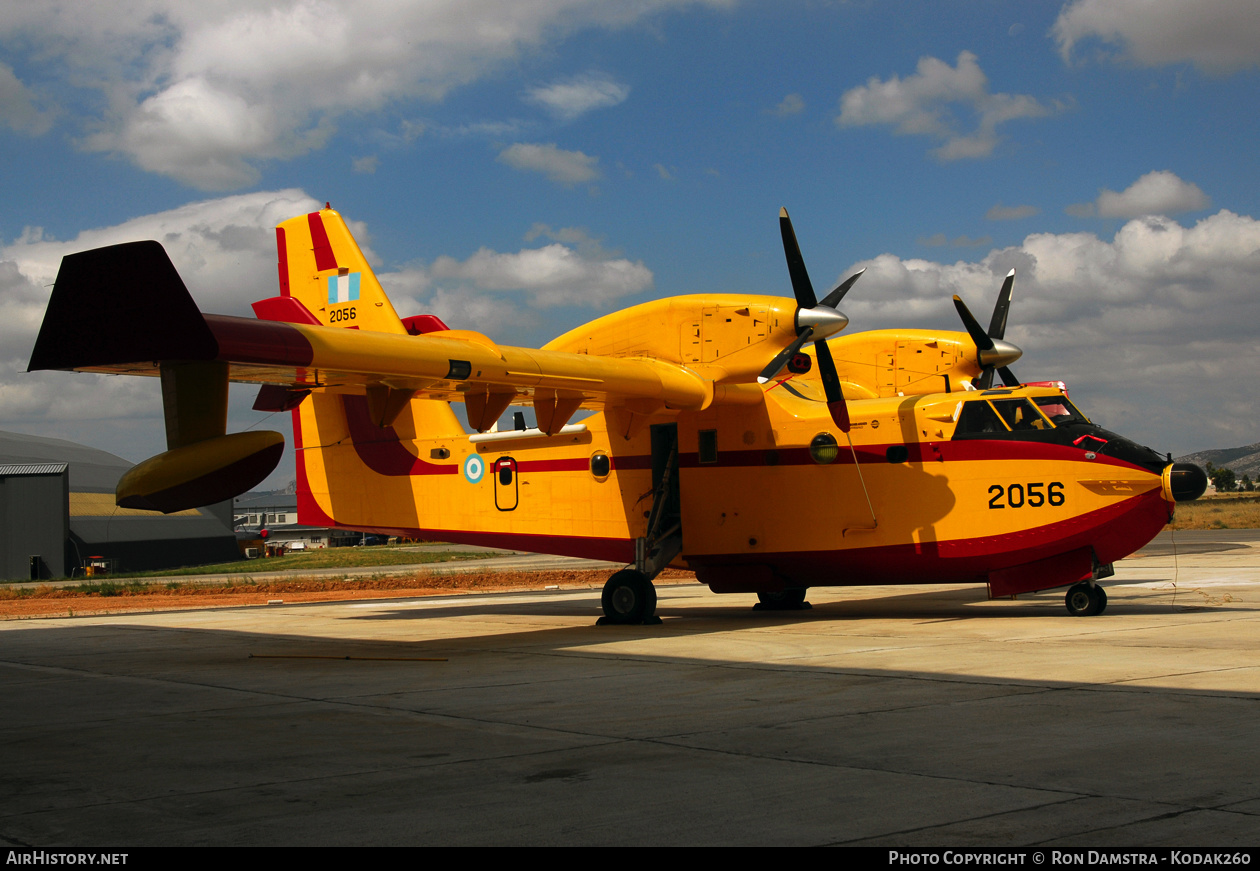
[1,529,1258,847]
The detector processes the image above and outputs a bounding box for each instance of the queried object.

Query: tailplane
[274,206,407,334]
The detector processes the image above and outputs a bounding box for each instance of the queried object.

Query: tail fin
[275,206,407,334]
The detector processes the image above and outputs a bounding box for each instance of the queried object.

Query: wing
[27,238,722,511]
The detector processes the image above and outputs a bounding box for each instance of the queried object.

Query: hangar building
[0,430,238,580]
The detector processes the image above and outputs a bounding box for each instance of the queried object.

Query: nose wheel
[1065,582,1108,616]
[598,569,661,625]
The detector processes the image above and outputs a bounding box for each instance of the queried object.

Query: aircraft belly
[681,440,1169,590]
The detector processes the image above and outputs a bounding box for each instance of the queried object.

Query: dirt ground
[0,569,698,620]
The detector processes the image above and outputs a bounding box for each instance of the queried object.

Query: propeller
[952,268,1023,389]
[759,208,861,432]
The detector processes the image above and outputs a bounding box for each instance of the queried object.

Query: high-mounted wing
[28,212,714,512]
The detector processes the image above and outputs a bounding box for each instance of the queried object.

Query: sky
[2,0,1258,487]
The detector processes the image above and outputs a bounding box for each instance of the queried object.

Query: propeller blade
[814,339,850,432]
[779,207,817,309]
[997,366,1020,388]
[758,327,814,384]
[953,295,994,353]
[976,367,996,390]
[818,267,866,310]
[987,269,1015,340]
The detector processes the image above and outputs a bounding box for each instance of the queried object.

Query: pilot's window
[955,401,1007,435]
[991,398,1051,431]
[1033,395,1090,426]
[699,430,718,464]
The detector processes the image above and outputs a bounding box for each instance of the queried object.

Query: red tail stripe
[276,227,290,296]
[307,212,338,272]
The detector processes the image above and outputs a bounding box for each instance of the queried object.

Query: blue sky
[2,0,1258,485]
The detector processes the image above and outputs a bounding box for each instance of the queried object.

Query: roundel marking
[463,454,485,483]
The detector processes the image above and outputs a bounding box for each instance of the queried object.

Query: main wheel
[756,588,808,609]
[601,569,656,624]
[1065,582,1104,616]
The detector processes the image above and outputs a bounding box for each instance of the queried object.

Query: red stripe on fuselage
[292,406,338,528]
[680,439,1147,472]
[342,395,458,477]
[308,212,338,272]
[687,488,1171,587]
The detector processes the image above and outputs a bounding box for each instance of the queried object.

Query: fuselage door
[494,456,519,511]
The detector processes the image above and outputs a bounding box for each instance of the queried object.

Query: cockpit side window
[955,401,1007,435]
[1033,395,1090,426]
[991,398,1052,431]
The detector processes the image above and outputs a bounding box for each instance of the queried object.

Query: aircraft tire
[601,569,656,624]
[756,588,809,610]
[1065,582,1104,616]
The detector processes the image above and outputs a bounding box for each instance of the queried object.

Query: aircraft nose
[1163,462,1208,502]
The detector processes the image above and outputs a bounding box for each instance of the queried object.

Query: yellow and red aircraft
[29,205,1207,621]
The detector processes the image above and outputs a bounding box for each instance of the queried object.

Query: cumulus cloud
[427,239,651,308]
[1,0,723,188]
[0,62,54,134]
[1054,0,1260,74]
[497,142,600,185]
[1067,171,1211,219]
[837,52,1059,160]
[772,93,805,116]
[987,204,1040,221]
[525,72,630,120]
[377,224,653,340]
[0,189,322,467]
[839,209,1260,451]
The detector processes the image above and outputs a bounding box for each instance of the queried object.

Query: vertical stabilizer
[275,206,407,334]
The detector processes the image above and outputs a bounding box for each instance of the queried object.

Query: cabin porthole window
[886,445,909,464]
[590,452,611,480]
[810,433,839,465]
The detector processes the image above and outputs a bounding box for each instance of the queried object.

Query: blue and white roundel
[463,454,485,484]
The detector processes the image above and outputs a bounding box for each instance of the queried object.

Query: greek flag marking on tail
[327,272,361,304]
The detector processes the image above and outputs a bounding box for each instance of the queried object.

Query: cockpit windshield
[990,398,1052,431]
[1032,395,1091,426]
[952,393,1095,442]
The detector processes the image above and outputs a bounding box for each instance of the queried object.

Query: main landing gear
[754,588,812,611]
[598,569,661,625]
[598,424,679,626]
[1065,581,1108,616]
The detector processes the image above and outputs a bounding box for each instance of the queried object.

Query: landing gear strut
[1065,581,1107,616]
[598,424,679,626]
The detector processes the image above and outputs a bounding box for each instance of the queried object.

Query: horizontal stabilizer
[29,241,217,372]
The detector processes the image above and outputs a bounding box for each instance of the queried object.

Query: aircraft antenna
[842,430,878,535]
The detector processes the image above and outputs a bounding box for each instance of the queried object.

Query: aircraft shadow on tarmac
[340,579,1250,625]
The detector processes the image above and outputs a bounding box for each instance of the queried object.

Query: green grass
[113,546,492,578]
[1,545,492,585]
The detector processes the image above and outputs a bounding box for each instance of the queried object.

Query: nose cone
[1163,463,1208,502]
[796,306,849,339]
[978,338,1022,368]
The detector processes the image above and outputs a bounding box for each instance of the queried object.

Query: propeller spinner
[952,269,1023,389]
[760,208,863,432]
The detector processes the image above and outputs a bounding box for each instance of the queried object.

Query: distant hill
[1176,442,1260,481]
